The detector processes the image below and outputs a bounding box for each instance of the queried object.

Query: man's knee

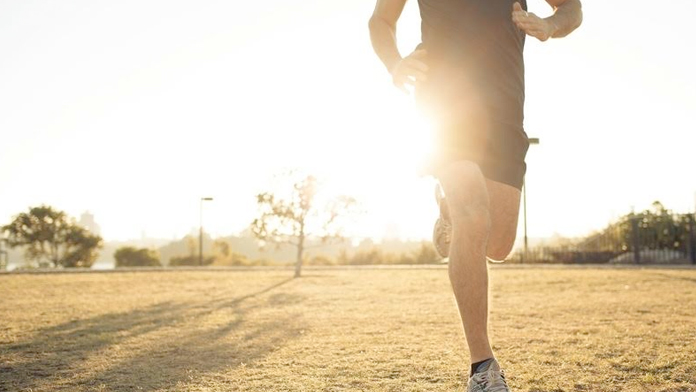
[487,239,515,261]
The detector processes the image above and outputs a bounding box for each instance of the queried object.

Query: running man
[369,0,582,390]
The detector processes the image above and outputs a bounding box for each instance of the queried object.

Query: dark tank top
[416,0,527,130]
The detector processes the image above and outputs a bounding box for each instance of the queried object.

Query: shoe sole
[433,184,451,258]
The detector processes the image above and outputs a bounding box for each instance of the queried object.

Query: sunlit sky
[1,0,694,244]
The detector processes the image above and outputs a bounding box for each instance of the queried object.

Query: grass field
[1,266,696,392]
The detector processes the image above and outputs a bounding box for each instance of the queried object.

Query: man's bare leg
[438,161,494,362]
[437,161,522,363]
[486,179,522,261]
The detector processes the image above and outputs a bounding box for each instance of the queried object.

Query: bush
[169,255,215,266]
[114,247,161,267]
[334,243,441,265]
[409,242,440,264]
[347,248,397,265]
[213,252,250,266]
[248,258,283,266]
[307,254,336,266]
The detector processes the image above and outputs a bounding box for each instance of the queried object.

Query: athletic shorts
[415,63,530,191]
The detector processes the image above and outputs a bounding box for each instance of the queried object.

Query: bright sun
[289,89,439,241]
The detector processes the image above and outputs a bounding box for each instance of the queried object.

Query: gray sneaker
[467,359,511,392]
[433,184,451,258]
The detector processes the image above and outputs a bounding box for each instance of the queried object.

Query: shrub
[213,252,250,266]
[307,254,336,266]
[114,247,161,267]
[169,255,214,266]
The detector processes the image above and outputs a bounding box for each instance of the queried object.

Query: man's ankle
[470,357,495,376]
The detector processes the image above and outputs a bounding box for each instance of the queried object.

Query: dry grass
[1,266,695,391]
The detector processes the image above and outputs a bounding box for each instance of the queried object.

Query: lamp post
[199,197,213,266]
[523,137,540,263]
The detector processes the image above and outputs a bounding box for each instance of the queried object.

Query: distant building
[79,211,101,236]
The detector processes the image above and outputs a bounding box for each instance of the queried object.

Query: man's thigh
[485,178,522,261]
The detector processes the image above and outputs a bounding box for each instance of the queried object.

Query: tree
[251,173,357,278]
[575,201,694,262]
[214,239,231,259]
[634,201,690,251]
[2,205,103,268]
[211,239,250,266]
[0,237,9,270]
[114,246,161,267]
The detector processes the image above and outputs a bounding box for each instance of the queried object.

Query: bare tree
[251,174,356,278]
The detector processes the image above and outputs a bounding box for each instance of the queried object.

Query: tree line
[2,172,430,273]
[6,174,690,271]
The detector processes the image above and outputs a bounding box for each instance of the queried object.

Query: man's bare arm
[546,0,583,38]
[369,0,427,93]
[512,0,583,42]
[368,0,407,74]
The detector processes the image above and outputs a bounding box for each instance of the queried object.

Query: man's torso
[416,0,527,127]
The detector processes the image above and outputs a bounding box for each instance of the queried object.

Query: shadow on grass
[1,277,301,391]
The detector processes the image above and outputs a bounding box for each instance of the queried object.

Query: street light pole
[199,197,213,266]
[523,137,540,263]
[523,178,528,263]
